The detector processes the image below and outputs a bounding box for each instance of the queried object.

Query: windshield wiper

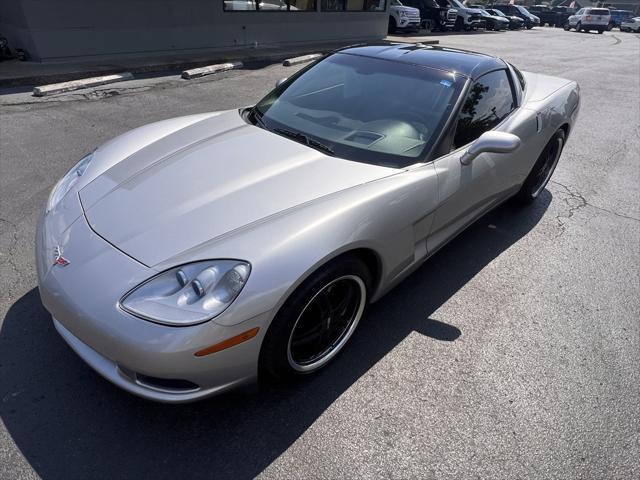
[273,128,335,156]
[251,107,267,129]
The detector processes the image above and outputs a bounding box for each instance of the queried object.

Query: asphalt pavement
[1,27,639,479]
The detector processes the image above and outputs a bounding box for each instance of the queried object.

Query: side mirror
[460,131,521,165]
[275,77,288,88]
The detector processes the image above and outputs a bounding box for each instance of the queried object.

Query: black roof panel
[336,44,506,80]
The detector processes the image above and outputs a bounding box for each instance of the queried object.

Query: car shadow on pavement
[0,192,551,479]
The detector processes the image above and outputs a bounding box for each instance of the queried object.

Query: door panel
[428,149,500,253]
[426,69,522,253]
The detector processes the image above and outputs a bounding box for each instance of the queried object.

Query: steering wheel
[389,111,430,140]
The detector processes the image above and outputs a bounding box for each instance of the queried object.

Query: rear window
[589,9,610,15]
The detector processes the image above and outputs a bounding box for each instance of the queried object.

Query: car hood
[80,110,397,267]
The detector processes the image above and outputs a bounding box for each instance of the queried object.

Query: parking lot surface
[1,28,639,479]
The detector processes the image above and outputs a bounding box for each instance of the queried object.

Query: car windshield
[253,53,465,168]
[589,9,609,15]
[491,9,507,17]
[515,5,530,15]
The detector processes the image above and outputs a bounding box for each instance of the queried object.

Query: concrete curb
[32,72,134,97]
[181,61,243,79]
[282,53,323,66]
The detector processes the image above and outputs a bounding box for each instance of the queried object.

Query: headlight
[120,260,251,326]
[400,11,408,17]
[47,153,93,212]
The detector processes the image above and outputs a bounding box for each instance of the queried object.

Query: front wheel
[598,29,603,34]
[564,23,570,30]
[576,21,582,32]
[259,255,371,381]
[515,129,565,204]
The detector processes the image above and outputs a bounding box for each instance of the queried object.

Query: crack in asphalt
[550,180,640,238]
[550,181,589,237]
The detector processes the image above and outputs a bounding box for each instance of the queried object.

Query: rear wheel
[564,23,570,30]
[259,255,371,381]
[515,129,565,204]
[598,29,603,34]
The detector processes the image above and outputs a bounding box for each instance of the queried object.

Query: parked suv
[490,4,538,29]
[551,6,576,28]
[401,0,458,31]
[447,0,484,30]
[608,10,633,29]
[564,7,611,34]
[388,0,422,33]
[528,4,558,26]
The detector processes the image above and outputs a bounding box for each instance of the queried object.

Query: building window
[289,0,316,10]
[321,0,346,10]
[223,0,316,11]
[321,0,385,10]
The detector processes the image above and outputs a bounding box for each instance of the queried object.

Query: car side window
[452,69,515,149]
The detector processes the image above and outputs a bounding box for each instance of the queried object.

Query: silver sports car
[36,44,580,402]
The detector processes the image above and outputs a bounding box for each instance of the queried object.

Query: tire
[526,24,533,29]
[576,21,582,32]
[564,23,570,31]
[259,255,372,381]
[388,17,397,34]
[598,29,603,34]
[515,129,566,204]
[454,16,463,31]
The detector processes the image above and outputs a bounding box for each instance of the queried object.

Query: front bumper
[398,19,421,29]
[36,197,270,403]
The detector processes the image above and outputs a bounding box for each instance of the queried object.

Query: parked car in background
[530,13,542,26]
[485,8,525,29]
[401,0,458,31]
[528,4,558,26]
[389,0,422,33]
[490,4,538,28]
[449,0,484,30]
[564,7,611,34]
[551,6,576,28]
[620,16,640,32]
[608,10,634,29]
[469,5,510,30]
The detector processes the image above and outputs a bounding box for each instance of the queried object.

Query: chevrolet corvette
[37,44,580,402]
